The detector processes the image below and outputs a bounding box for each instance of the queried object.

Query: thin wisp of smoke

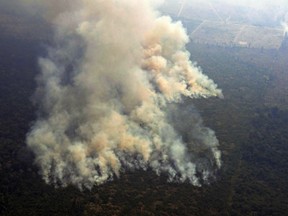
[26,0,223,189]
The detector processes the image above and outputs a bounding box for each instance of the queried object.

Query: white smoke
[281,21,288,36]
[26,0,223,189]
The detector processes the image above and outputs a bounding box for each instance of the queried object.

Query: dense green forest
[1,22,288,216]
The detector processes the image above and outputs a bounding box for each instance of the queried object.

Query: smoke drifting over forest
[25,0,223,189]
[164,0,288,28]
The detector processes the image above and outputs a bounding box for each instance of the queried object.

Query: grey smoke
[26,0,222,189]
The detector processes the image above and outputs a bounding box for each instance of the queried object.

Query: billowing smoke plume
[26,0,223,189]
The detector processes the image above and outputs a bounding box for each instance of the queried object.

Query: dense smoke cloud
[26,0,222,189]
